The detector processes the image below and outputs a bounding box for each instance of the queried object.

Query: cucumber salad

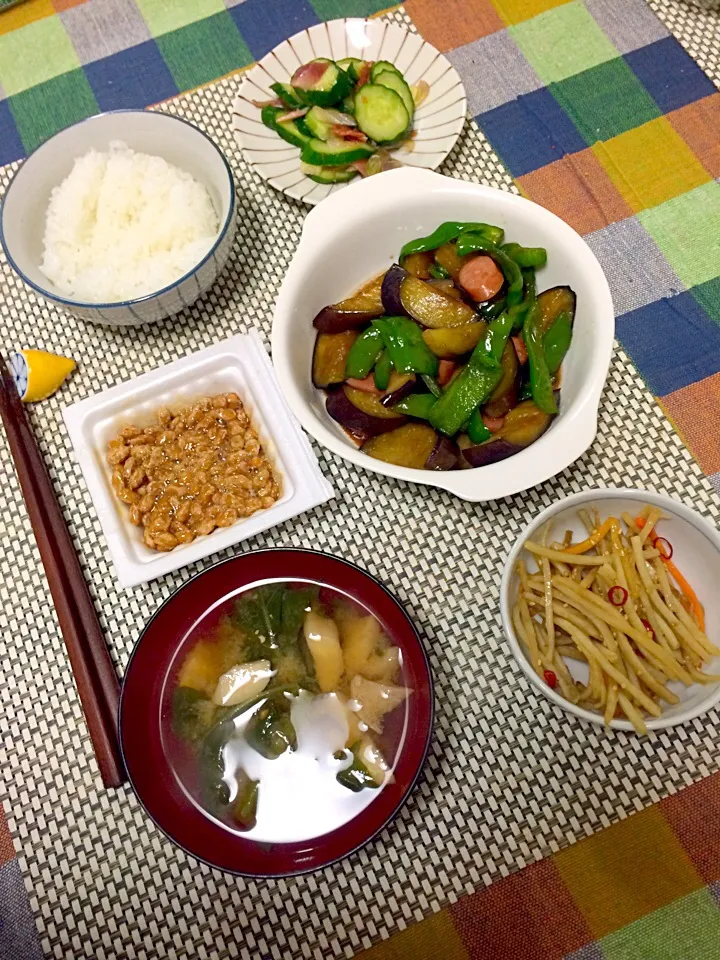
[258,58,429,184]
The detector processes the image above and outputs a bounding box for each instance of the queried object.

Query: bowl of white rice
[0,110,236,326]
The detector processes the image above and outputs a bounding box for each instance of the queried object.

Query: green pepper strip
[421,373,441,397]
[501,242,548,269]
[523,302,558,415]
[467,408,493,444]
[429,312,512,436]
[508,268,536,333]
[472,223,504,246]
[399,221,504,259]
[428,263,450,280]
[544,311,572,376]
[345,326,383,380]
[373,350,393,390]
[455,233,524,306]
[482,310,516,364]
[464,311,522,435]
[479,297,507,321]
[429,362,502,437]
[373,316,438,377]
[392,393,437,419]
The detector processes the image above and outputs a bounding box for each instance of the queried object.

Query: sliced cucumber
[293,59,352,107]
[301,137,375,167]
[375,70,415,122]
[354,84,410,144]
[300,162,359,184]
[342,93,356,115]
[337,57,363,82]
[370,61,402,82]
[270,82,304,108]
[304,106,333,141]
[295,116,314,138]
[260,106,312,148]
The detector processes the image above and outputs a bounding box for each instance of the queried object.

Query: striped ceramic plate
[232,18,467,206]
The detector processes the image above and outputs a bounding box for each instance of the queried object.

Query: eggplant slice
[460,400,553,467]
[312,330,359,388]
[536,285,576,336]
[313,274,386,332]
[326,387,406,441]
[382,264,477,329]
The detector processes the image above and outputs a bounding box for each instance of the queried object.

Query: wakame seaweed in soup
[164,581,412,841]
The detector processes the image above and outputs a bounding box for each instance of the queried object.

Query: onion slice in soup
[212,659,274,706]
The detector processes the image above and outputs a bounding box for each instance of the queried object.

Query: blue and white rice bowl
[0,110,236,327]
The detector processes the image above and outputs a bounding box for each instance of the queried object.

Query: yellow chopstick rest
[9,349,76,402]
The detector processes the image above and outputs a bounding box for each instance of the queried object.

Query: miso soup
[163,580,412,842]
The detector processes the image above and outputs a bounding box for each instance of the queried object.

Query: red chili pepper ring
[654,536,673,560]
[608,585,628,606]
[544,670,557,689]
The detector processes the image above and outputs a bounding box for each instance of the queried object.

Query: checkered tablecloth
[355,772,720,960]
[1,1,720,959]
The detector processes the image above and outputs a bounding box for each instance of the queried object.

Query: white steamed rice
[40,141,220,303]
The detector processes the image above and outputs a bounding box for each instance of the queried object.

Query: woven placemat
[1,6,719,959]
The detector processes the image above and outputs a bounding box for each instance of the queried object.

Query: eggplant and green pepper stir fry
[312,221,576,471]
[258,57,429,184]
[170,583,411,832]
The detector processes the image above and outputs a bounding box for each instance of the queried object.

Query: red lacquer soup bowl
[119,549,434,877]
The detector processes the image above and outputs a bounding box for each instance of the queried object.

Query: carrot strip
[635,516,705,631]
[565,517,617,555]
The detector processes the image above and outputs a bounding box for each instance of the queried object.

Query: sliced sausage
[437,360,457,386]
[482,413,506,433]
[345,374,382,395]
[511,335,528,365]
[457,255,504,303]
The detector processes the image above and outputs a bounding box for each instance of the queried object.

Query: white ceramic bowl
[500,488,720,732]
[271,167,614,501]
[0,110,237,327]
[233,18,466,205]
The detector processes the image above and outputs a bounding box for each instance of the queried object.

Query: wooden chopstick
[4,388,122,727]
[0,357,125,788]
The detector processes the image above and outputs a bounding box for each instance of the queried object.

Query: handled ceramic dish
[271,167,615,502]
